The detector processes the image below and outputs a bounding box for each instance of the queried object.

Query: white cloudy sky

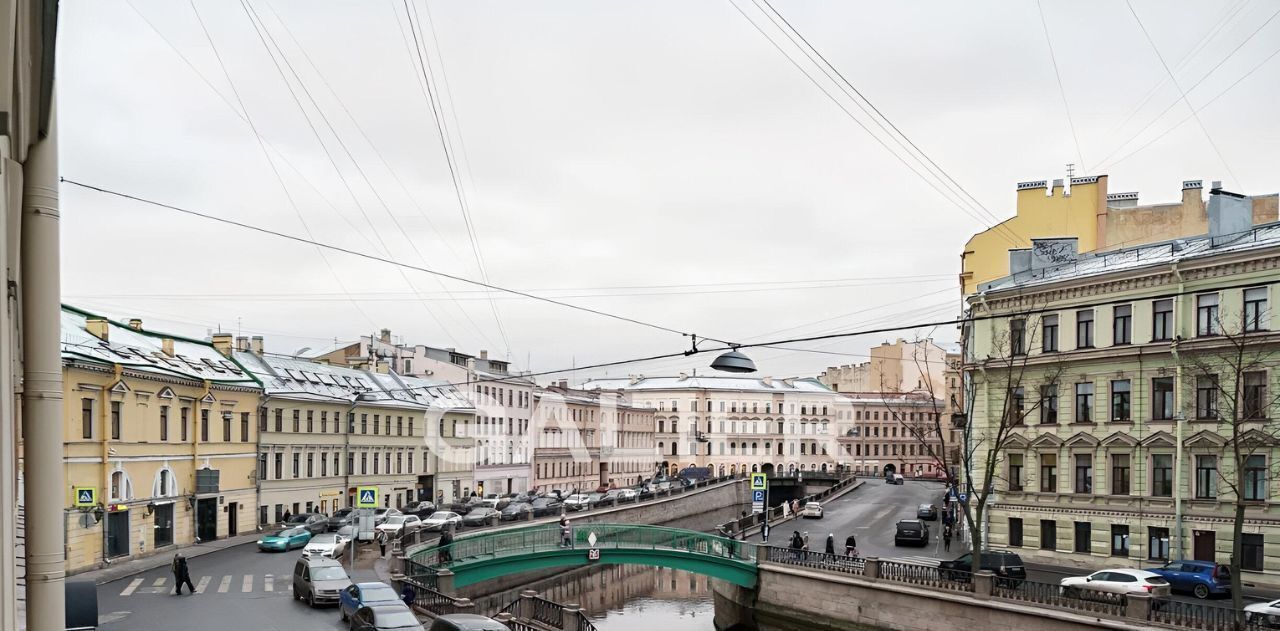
[57,0,1280,383]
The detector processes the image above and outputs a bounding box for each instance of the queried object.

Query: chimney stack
[236,336,250,352]
[162,338,175,357]
[375,359,390,374]
[211,333,234,357]
[250,335,264,356]
[1009,248,1032,275]
[1208,188,1251,239]
[479,350,488,360]
[127,318,143,331]
[379,328,391,344]
[86,318,109,341]
[558,379,568,389]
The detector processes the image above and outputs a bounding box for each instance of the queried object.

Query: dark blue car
[339,582,403,622]
[1144,560,1231,599]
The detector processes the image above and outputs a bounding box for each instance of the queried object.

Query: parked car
[421,511,463,531]
[350,603,423,631]
[404,501,436,519]
[375,515,422,536]
[340,581,402,622]
[1144,560,1231,599]
[427,614,514,631]
[500,502,534,522]
[1245,599,1280,628]
[893,520,929,547]
[563,494,591,511]
[285,512,329,535]
[478,494,510,510]
[258,527,312,552]
[938,550,1026,586]
[615,488,638,501]
[292,556,350,608]
[586,492,609,507]
[303,532,349,559]
[461,507,501,527]
[372,508,401,526]
[916,504,939,521]
[1060,569,1172,601]
[328,507,357,532]
[529,497,562,517]
[801,502,824,519]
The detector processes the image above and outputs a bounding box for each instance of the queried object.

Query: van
[293,556,352,608]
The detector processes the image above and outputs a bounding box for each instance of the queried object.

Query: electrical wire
[1036,0,1086,171]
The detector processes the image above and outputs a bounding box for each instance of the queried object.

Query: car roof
[1100,568,1159,578]
[436,613,511,629]
[300,556,341,567]
[898,519,923,525]
[356,581,393,589]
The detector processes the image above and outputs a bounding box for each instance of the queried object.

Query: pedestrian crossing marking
[264,574,274,592]
[151,578,166,587]
[194,576,211,594]
[120,578,143,597]
[241,575,253,592]
[217,576,232,593]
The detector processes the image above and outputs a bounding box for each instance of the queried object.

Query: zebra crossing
[117,574,287,597]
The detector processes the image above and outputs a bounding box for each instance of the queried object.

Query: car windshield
[363,586,400,602]
[312,567,348,581]
[267,529,289,537]
[286,515,309,523]
[375,611,419,627]
[310,534,337,545]
[466,508,489,516]
[385,516,405,524]
[426,512,451,520]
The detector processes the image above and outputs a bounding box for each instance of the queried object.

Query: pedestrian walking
[844,534,858,558]
[825,533,835,556]
[376,529,388,557]
[171,553,195,595]
[788,530,803,560]
[802,532,810,560]
[401,583,416,608]
[281,509,291,523]
[438,525,454,564]
[560,517,572,548]
[943,525,953,552]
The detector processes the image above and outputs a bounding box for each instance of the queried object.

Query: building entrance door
[227,502,238,537]
[1193,530,1216,562]
[154,504,174,548]
[106,511,130,558]
[196,498,218,542]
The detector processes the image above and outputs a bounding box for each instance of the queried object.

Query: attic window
[301,371,321,384]
[153,352,180,367]
[130,348,159,363]
[201,358,226,373]
[218,360,242,375]
[319,374,338,386]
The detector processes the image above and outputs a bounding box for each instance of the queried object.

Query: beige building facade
[531,385,657,492]
[834,392,948,479]
[819,338,949,395]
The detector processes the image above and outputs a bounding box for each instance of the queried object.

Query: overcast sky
[56,1,1280,383]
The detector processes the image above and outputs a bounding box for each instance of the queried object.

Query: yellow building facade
[59,308,261,574]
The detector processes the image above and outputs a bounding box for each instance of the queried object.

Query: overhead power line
[1036,0,1086,171]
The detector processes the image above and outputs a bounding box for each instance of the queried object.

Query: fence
[878,559,973,593]
[764,547,864,576]
[402,576,471,616]
[1148,599,1251,630]
[494,592,598,631]
[992,578,1125,617]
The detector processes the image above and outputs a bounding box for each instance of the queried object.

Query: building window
[361,453,368,475]
[110,401,121,440]
[1111,453,1130,495]
[257,454,267,481]
[292,453,300,478]
[1194,455,1217,499]
[1010,387,1025,425]
[1244,371,1267,420]
[1243,534,1265,571]
[1010,319,1026,356]
[1040,520,1057,550]
[1152,299,1173,341]
[258,408,268,432]
[80,398,94,439]
[1111,525,1130,557]
[1039,453,1057,493]
[361,414,368,434]
[1076,310,1094,349]
[1009,518,1023,547]
[1151,454,1174,497]
[1073,454,1092,494]
[1245,455,1268,501]
[1008,453,1023,491]
[1111,380,1131,422]
[373,414,380,435]
[1042,315,1058,352]
[1112,305,1132,345]
[292,409,300,432]
[306,453,314,477]
[200,409,210,442]
[1152,377,1175,420]
[1244,287,1269,332]
[1197,293,1220,336]
[1039,385,1058,424]
[160,406,169,441]
[1196,375,1218,420]
[306,410,313,433]
[1148,527,1170,561]
[1074,522,1091,553]
[274,408,283,432]
[1075,382,1093,423]
[274,453,283,479]
[181,407,189,441]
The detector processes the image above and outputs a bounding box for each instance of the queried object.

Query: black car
[327,507,356,532]
[529,497,562,517]
[938,550,1027,586]
[404,501,436,519]
[916,504,939,521]
[350,603,423,631]
[894,520,930,547]
[285,512,328,535]
[461,507,500,527]
[500,502,533,521]
[427,614,509,631]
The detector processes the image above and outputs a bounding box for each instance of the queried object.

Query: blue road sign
[356,486,379,508]
[752,490,765,502]
[958,493,967,502]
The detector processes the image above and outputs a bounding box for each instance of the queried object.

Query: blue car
[1144,560,1231,599]
[339,581,403,622]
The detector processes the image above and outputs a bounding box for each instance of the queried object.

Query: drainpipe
[21,94,65,631]
[194,379,210,542]
[101,365,123,564]
[1172,262,1186,561]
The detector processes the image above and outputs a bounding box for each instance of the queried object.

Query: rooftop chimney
[479,350,488,360]
[379,328,391,344]
[1009,248,1032,275]
[250,335,264,356]
[236,336,250,352]
[375,359,390,374]
[1106,192,1139,208]
[162,338,175,357]
[211,333,233,357]
[558,379,568,389]
[677,372,688,381]
[1182,180,1204,206]
[86,318,109,341]
[1208,187,1251,240]
[127,318,143,331]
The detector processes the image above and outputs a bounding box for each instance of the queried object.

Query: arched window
[110,470,133,502]
[152,467,176,498]
[751,442,758,455]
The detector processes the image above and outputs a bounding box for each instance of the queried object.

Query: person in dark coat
[438,525,454,564]
[282,510,291,523]
[943,525,953,552]
[825,533,836,555]
[789,530,803,559]
[171,553,195,595]
[845,534,858,558]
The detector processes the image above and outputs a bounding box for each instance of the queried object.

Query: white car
[563,494,591,511]
[1245,599,1280,627]
[802,502,824,519]
[1060,569,1171,600]
[374,514,421,536]
[421,511,463,532]
[302,533,348,559]
[616,489,638,501]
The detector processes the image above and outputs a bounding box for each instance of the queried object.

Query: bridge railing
[401,576,472,616]
[763,547,864,576]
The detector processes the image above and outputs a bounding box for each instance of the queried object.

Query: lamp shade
[710,349,757,373]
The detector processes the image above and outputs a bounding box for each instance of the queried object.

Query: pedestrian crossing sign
[751,473,767,490]
[73,487,96,507]
[356,486,378,508]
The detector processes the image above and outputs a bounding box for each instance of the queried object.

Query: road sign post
[750,473,769,542]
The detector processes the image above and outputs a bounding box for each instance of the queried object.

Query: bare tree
[1182,313,1280,628]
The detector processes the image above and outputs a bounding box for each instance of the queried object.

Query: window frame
[1152,299,1173,342]
[1073,453,1093,494]
[1110,453,1131,495]
[1111,524,1130,557]
[1039,384,1058,424]
[1152,377,1175,420]
[1074,382,1094,423]
[1040,520,1057,551]
[1076,310,1095,349]
[1042,315,1059,352]
[1111,380,1131,422]
[1150,453,1174,497]
[1039,453,1057,493]
[1195,375,1219,420]
[1194,454,1218,500]
[1197,293,1220,336]
[1244,287,1269,333]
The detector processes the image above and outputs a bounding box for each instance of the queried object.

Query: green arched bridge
[407,523,759,588]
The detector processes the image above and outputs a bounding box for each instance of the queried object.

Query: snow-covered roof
[980,222,1280,293]
[837,392,943,406]
[581,375,836,394]
[61,306,259,388]
[233,351,386,404]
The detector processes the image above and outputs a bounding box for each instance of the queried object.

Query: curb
[77,534,261,585]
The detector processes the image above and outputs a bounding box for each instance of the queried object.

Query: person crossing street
[171,553,195,595]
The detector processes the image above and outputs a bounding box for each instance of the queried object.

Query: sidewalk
[75,532,262,585]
